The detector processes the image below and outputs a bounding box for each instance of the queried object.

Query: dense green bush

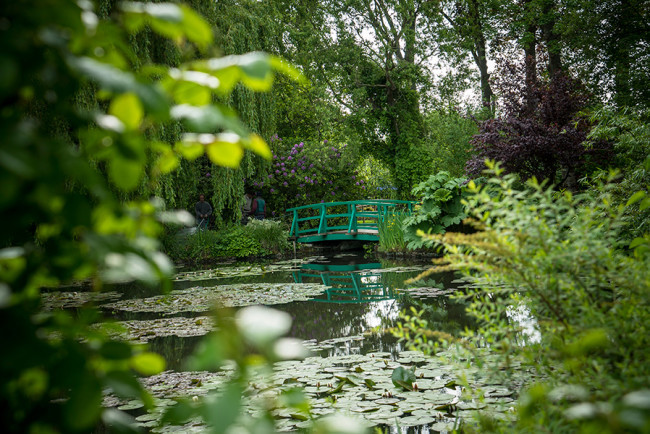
[166,220,291,263]
[402,172,468,249]
[415,163,650,432]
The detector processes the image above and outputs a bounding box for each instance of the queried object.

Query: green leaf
[626,191,646,207]
[69,57,169,117]
[640,197,650,211]
[204,52,273,91]
[64,372,102,430]
[269,55,308,84]
[161,399,198,425]
[109,93,143,130]
[200,381,242,433]
[154,150,180,174]
[179,5,213,49]
[174,141,204,160]
[391,366,416,390]
[243,134,271,159]
[205,135,244,168]
[170,105,248,135]
[629,237,646,249]
[130,352,166,376]
[101,409,141,434]
[104,370,144,399]
[108,157,143,191]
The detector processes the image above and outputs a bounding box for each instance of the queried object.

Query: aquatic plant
[377,211,409,252]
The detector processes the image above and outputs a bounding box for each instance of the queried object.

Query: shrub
[402,171,467,249]
[467,66,612,189]
[416,163,650,432]
[165,221,291,263]
[259,137,365,214]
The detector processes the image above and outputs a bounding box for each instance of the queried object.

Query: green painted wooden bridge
[286,200,416,244]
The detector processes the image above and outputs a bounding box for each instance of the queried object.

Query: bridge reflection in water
[292,261,399,303]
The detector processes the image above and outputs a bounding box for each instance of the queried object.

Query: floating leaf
[391,366,416,390]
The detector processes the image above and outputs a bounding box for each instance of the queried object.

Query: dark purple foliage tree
[467,62,611,188]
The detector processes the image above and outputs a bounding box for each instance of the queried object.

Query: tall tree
[435,0,496,111]
[559,0,650,108]
[276,0,445,196]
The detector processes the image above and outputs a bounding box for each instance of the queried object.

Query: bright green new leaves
[109,93,143,131]
[130,352,166,376]
[121,2,212,50]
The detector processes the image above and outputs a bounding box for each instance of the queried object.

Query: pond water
[44,252,522,433]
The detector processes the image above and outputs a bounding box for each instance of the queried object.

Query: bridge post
[290,209,298,237]
[318,204,327,234]
[347,202,357,233]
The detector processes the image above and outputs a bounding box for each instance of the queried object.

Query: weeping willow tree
[90,0,283,227]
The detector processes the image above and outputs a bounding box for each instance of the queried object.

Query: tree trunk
[468,0,493,110]
[541,0,562,77]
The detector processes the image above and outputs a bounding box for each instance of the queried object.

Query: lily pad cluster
[101,283,327,315]
[40,291,122,310]
[173,258,324,283]
[95,316,216,342]
[104,349,517,432]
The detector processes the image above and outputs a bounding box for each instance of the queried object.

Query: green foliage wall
[92,0,282,228]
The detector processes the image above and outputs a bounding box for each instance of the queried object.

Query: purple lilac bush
[252,136,365,215]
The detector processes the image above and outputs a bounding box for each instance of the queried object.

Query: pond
[45,252,521,432]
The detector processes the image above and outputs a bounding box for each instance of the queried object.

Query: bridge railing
[286,199,416,239]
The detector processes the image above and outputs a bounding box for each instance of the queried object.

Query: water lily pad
[102,283,326,314]
[41,290,122,310]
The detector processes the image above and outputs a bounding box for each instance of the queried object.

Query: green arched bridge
[286,200,416,244]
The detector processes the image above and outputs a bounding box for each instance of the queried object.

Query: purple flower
[273,154,277,159]
[324,140,328,144]
[299,183,305,187]
[360,180,364,184]
[270,188,275,193]
[355,182,359,185]
[206,172,211,177]
[331,191,335,196]
[281,162,285,166]
[283,181,288,186]
[281,156,285,161]
[291,169,295,174]
[305,176,309,180]
[287,156,292,160]
[275,170,280,174]
[351,175,356,180]
[268,174,273,179]
[309,164,314,168]
[301,166,306,170]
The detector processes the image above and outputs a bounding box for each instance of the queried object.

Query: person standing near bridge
[194,194,212,230]
[251,192,267,220]
[241,190,255,224]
